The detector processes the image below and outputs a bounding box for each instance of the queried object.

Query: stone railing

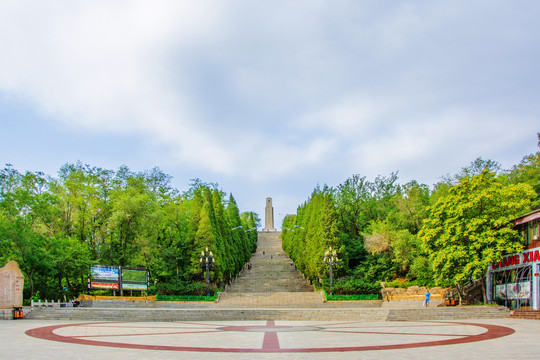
[31,299,64,308]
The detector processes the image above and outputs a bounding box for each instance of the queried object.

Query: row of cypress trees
[187,185,258,285]
[282,187,344,283]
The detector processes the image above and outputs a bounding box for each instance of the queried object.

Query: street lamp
[232,226,242,230]
[323,247,339,295]
[199,247,216,297]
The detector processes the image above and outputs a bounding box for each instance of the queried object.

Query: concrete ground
[2,318,538,359]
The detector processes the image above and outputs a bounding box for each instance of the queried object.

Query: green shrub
[326,278,381,295]
[155,280,216,296]
[23,290,41,306]
[384,279,408,288]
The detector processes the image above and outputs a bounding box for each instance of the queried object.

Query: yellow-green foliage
[419,170,535,286]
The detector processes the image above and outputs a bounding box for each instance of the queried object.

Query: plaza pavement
[2,318,538,360]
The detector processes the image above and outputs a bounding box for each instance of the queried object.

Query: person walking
[423,290,431,307]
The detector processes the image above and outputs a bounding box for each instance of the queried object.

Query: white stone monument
[263,197,276,231]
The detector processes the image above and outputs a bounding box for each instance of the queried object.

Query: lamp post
[199,247,216,297]
[323,247,339,295]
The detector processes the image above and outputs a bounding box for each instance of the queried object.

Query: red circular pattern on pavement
[26,320,515,353]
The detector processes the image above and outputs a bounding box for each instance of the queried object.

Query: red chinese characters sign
[90,282,119,289]
[492,247,540,270]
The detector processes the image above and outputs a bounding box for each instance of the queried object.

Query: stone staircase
[510,309,540,320]
[218,231,321,307]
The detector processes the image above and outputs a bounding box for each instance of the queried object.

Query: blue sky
[1,1,539,228]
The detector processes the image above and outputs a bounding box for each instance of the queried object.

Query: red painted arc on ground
[25,320,515,353]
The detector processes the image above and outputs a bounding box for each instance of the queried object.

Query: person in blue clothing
[423,290,431,307]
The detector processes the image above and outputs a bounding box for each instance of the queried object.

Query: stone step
[224,231,314,296]
[218,292,323,307]
[510,310,540,320]
[77,296,384,309]
[385,306,511,321]
[23,306,511,322]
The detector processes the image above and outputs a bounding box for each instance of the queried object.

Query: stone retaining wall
[1,308,13,320]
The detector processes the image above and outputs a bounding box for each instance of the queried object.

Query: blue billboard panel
[91,266,120,281]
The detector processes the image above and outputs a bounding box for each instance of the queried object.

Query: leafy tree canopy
[419,170,535,288]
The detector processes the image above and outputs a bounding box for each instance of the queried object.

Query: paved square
[2,318,539,359]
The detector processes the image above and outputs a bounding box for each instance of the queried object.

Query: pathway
[218,231,321,307]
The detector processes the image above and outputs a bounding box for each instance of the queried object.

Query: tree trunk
[81,271,85,295]
[481,275,487,304]
[456,284,464,305]
[28,273,34,298]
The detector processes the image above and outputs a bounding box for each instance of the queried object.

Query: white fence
[31,299,74,308]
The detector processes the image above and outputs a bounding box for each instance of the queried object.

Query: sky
[1,1,539,229]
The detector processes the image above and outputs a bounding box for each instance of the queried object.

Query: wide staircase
[217,231,322,307]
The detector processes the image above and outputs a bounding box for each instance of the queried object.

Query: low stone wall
[1,308,13,320]
[377,286,448,308]
[382,286,447,300]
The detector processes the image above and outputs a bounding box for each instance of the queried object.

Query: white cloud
[343,108,538,185]
[294,96,383,136]
[0,1,228,160]
[0,0,538,202]
[0,1,350,179]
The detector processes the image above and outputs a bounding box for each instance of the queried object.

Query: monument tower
[263,197,276,231]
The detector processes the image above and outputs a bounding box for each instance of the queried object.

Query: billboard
[91,266,119,281]
[89,265,148,291]
[121,267,148,291]
[494,282,531,300]
[507,282,531,299]
[90,266,120,289]
[121,268,147,283]
[90,282,119,290]
[122,283,148,290]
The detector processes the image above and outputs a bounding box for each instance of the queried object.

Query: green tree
[363,219,420,276]
[419,170,535,302]
[506,135,540,209]
[0,168,54,297]
[50,236,92,298]
[389,181,430,234]
[191,190,220,281]
[334,173,398,269]
[227,194,250,272]
[281,188,344,282]
[107,174,154,267]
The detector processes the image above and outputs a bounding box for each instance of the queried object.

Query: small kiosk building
[487,209,540,309]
